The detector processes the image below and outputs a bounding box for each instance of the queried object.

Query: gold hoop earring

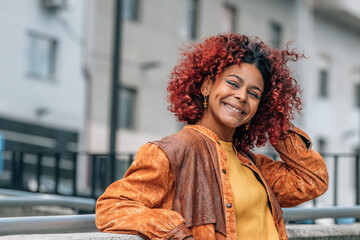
[203,95,208,108]
[245,121,250,131]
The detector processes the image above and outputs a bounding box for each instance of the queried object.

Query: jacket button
[226,203,232,208]
[222,169,226,174]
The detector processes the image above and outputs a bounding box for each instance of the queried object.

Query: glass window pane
[270,22,282,48]
[49,40,57,75]
[123,0,140,21]
[355,83,360,108]
[319,70,328,98]
[37,38,50,76]
[118,87,136,129]
[27,33,57,78]
[222,4,236,33]
[318,138,326,154]
[185,0,199,40]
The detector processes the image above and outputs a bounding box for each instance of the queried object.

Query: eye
[225,79,239,88]
[248,91,261,99]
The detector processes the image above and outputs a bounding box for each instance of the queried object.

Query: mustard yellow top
[219,140,279,240]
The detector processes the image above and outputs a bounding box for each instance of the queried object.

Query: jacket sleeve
[95,143,192,240]
[253,127,329,208]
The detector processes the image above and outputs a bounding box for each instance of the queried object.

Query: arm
[253,127,329,207]
[95,143,193,240]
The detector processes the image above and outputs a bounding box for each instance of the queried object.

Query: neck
[196,118,235,142]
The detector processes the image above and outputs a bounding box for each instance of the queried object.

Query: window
[355,83,360,108]
[123,0,140,22]
[319,69,329,98]
[185,0,199,40]
[318,138,327,154]
[118,86,137,129]
[27,32,57,79]
[269,21,282,49]
[221,4,237,33]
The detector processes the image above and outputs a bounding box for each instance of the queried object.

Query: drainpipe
[109,0,123,182]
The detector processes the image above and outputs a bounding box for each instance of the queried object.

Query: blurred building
[0,0,86,193]
[83,0,304,154]
[0,0,85,153]
[83,0,360,206]
[0,0,359,204]
[83,0,360,153]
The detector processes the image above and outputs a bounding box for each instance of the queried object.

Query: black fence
[0,150,134,199]
[323,153,360,206]
[0,151,359,205]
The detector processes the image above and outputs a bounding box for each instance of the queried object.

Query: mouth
[223,103,246,115]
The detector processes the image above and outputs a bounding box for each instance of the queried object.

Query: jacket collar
[184,125,220,144]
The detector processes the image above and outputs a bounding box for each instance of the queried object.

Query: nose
[234,88,247,103]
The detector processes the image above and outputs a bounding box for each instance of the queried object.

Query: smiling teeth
[225,104,242,113]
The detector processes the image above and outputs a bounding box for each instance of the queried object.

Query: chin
[222,121,243,130]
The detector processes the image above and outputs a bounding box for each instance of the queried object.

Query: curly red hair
[168,33,303,151]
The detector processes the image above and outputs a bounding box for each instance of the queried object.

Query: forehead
[220,63,264,89]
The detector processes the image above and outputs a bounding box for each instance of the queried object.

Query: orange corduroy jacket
[96,125,329,240]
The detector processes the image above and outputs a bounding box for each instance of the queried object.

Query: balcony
[0,203,360,239]
[1,151,360,239]
[314,0,360,32]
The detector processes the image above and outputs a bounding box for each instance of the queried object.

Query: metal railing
[267,152,360,207]
[0,151,359,207]
[0,151,360,236]
[0,150,134,199]
[283,206,360,222]
[0,214,97,235]
[0,188,95,211]
[0,206,360,235]
[322,153,360,206]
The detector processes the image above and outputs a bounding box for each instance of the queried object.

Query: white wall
[83,0,305,153]
[83,0,360,205]
[308,15,360,153]
[0,0,85,132]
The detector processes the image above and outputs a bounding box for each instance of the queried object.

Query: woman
[96,34,329,240]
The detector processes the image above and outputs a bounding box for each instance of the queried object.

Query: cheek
[210,89,226,104]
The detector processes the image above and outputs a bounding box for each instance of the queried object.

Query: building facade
[1,0,359,205]
[0,0,86,193]
[0,0,86,152]
[83,0,360,206]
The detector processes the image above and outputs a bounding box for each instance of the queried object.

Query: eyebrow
[227,74,263,94]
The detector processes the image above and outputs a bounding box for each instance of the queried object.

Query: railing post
[356,155,360,205]
[91,155,97,198]
[334,155,338,206]
[54,153,60,194]
[129,153,134,167]
[356,155,360,222]
[36,153,43,192]
[11,151,17,189]
[18,152,24,190]
[110,152,116,183]
[99,156,107,191]
[72,153,77,196]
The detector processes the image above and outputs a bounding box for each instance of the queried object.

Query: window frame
[26,31,58,80]
[319,69,329,98]
[123,0,141,22]
[118,86,137,130]
[221,3,237,33]
[354,82,360,108]
[269,21,282,49]
[185,0,200,40]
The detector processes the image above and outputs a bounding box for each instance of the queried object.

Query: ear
[201,76,212,96]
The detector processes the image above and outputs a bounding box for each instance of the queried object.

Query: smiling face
[197,63,264,141]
